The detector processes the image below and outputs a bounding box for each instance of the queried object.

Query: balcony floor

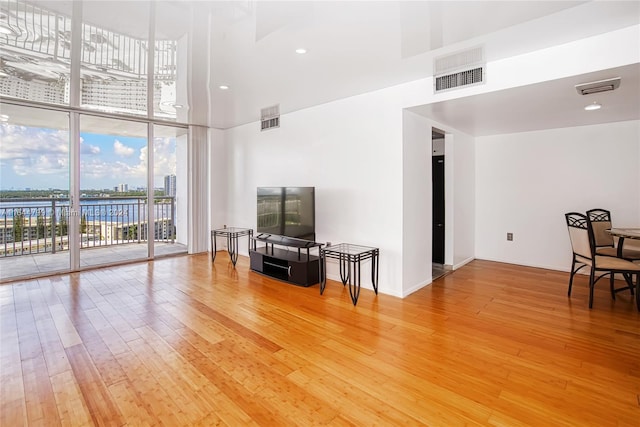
[0,242,188,283]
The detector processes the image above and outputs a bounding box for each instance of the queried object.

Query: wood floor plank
[106,380,156,427]
[0,286,28,427]
[20,354,60,426]
[49,370,93,427]
[2,255,639,425]
[64,344,124,426]
[112,348,187,426]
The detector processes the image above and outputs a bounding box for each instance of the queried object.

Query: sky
[0,124,177,191]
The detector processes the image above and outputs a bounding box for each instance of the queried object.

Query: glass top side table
[320,243,379,305]
[211,227,253,267]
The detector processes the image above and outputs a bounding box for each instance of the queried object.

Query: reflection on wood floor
[0,242,187,283]
[432,263,450,280]
[1,254,638,426]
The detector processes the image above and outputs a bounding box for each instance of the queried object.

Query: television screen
[257,187,315,241]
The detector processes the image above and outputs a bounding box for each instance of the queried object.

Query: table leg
[228,234,239,266]
[320,250,327,295]
[371,250,379,295]
[339,253,349,285]
[622,272,636,295]
[636,274,640,311]
[348,256,361,306]
[617,236,625,258]
[211,232,217,262]
[617,236,636,294]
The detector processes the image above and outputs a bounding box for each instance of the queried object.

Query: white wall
[221,85,416,297]
[209,128,228,238]
[475,120,640,271]
[401,113,476,296]
[450,131,476,269]
[402,110,432,294]
[219,79,476,297]
[213,25,638,297]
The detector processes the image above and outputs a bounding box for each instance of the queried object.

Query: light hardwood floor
[1,254,639,426]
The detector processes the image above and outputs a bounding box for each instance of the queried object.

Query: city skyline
[0,123,177,191]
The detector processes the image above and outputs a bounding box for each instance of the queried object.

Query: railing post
[137,198,141,244]
[2,209,6,257]
[52,199,57,254]
[171,196,175,243]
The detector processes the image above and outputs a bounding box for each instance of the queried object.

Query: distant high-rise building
[164,175,176,197]
[117,184,128,193]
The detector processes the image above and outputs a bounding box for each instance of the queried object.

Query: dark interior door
[432,155,445,264]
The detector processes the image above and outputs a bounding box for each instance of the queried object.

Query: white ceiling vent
[260,104,280,131]
[575,77,620,95]
[434,46,485,93]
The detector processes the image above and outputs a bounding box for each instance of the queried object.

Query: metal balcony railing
[0,196,175,257]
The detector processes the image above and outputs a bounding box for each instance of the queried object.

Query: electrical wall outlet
[507,232,513,241]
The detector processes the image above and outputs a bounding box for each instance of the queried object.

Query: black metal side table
[211,227,253,267]
[320,243,379,305]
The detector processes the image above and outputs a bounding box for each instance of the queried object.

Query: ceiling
[201,0,639,130]
[8,1,640,133]
[410,64,640,136]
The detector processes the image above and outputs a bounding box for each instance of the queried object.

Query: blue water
[0,199,168,222]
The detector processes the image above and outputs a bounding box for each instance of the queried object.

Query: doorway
[432,129,446,279]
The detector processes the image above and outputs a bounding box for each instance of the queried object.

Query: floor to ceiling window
[153,124,187,256]
[0,0,192,282]
[79,116,151,268]
[0,104,71,281]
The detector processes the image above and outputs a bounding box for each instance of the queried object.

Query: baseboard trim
[475,256,567,273]
[402,279,432,298]
[452,257,474,270]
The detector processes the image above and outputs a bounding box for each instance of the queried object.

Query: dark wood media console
[249,234,322,287]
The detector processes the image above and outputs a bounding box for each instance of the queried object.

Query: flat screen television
[257,187,315,241]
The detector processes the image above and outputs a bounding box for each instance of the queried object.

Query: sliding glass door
[153,124,188,257]
[0,104,71,281]
[0,0,193,282]
[79,116,149,268]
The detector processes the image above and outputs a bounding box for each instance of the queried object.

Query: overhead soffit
[408,64,640,137]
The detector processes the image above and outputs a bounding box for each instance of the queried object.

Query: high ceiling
[198,0,640,130]
[10,1,640,133]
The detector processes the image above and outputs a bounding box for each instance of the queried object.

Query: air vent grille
[436,67,484,92]
[434,46,485,93]
[575,77,620,95]
[261,104,280,131]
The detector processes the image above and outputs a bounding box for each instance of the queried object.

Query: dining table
[607,228,640,311]
[607,228,640,258]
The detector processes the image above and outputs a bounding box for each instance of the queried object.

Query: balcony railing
[0,196,175,257]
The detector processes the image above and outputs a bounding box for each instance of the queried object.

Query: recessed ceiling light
[584,102,602,111]
[295,48,307,54]
[219,85,229,90]
[0,114,10,122]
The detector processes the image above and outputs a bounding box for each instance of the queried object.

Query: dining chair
[586,208,640,261]
[565,212,640,309]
